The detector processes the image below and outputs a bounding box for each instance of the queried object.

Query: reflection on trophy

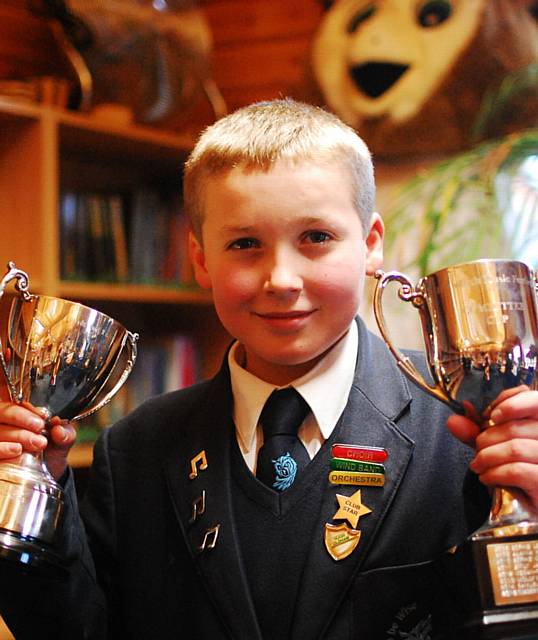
[374,259,538,638]
[0,262,138,574]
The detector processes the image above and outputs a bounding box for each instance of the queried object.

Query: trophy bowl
[373,259,538,635]
[0,262,138,574]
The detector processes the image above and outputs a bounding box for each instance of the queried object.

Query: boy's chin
[244,348,334,385]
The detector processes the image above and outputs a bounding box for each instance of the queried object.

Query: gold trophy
[0,262,138,574]
[373,259,538,638]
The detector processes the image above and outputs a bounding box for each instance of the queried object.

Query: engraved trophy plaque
[373,259,538,639]
[0,262,138,574]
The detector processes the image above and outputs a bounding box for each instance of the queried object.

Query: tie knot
[259,388,310,439]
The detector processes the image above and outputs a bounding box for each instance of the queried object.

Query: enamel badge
[325,488,372,561]
[324,523,361,561]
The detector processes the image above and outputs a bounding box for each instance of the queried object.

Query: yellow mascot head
[312,0,538,158]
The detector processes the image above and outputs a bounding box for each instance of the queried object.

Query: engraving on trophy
[487,541,538,606]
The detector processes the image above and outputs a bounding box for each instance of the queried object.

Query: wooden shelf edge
[57,109,196,149]
[57,281,214,305]
[0,97,196,149]
[0,96,43,120]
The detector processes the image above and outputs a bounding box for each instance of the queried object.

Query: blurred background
[0,3,536,633]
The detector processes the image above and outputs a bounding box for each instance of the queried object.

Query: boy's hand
[0,402,76,480]
[446,385,538,508]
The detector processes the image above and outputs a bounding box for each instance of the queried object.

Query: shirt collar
[228,322,358,453]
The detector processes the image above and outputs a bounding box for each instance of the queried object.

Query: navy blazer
[0,319,490,639]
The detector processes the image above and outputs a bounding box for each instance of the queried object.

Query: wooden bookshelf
[0,97,230,467]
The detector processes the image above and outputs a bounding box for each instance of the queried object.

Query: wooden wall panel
[203,0,322,45]
[204,0,324,113]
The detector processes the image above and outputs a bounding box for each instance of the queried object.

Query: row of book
[80,334,199,439]
[59,189,194,285]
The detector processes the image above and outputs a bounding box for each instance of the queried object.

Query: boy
[0,99,537,639]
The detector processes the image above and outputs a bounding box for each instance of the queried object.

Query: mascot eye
[417,0,452,27]
[347,4,376,34]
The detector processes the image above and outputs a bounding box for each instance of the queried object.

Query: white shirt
[228,321,359,473]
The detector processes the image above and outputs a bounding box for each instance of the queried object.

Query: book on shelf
[83,333,200,438]
[59,189,192,286]
[59,191,78,280]
[108,194,129,282]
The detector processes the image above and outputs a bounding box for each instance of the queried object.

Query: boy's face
[190,159,384,385]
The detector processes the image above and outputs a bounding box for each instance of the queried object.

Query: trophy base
[440,532,538,640]
[0,529,66,578]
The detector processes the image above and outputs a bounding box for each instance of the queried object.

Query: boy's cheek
[216,271,259,300]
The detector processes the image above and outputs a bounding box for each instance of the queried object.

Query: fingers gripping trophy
[0,262,138,574]
[374,259,538,638]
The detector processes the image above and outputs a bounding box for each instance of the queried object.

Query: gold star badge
[333,489,372,529]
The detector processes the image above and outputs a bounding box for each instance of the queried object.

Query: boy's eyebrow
[220,216,335,235]
[220,224,257,236]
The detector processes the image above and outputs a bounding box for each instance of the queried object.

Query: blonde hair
[183,98,375,241]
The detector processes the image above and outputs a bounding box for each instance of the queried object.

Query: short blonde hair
[183,98,375,241]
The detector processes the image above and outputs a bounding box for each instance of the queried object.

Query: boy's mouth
[253,310,315,329]
[255,310,313,319]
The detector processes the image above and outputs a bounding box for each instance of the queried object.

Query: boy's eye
[304,231,332,244]
[228,237,260,250]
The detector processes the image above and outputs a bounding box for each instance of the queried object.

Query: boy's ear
[364,212,384,276]
[188,231,212,290]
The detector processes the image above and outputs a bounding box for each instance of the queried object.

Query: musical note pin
[189,450,208,480]
[189,490,206,524]
[199,525,220,552]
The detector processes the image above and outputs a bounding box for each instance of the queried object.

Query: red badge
[332,444,388,463]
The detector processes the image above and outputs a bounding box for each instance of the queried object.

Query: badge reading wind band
[330,458,385,474]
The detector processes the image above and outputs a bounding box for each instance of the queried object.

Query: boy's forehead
[200,158,359,231]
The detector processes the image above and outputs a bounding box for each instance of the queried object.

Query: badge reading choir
[332,444,388,463]
[189,450,208,479]
[333,489,372,529]
[324,523,362,561]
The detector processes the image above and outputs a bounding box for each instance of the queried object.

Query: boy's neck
[234,330,352,387]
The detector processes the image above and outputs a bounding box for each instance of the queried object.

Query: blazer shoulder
[103,378,217,450]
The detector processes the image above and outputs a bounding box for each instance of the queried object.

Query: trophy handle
[0,262,34,403]
[72,330,139,422]
[373,269,452,407]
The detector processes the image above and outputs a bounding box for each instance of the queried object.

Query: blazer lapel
[291,319,417,638]
[164,364,262,640]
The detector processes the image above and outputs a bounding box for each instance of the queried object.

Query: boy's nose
[264,256,303,293]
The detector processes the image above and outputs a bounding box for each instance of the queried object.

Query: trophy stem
[473,487,538,538]
[0,451,65,574]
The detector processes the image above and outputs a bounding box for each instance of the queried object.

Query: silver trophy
[373,259,538,633]
[0,262,138,574]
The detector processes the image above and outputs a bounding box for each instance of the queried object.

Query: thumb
[44,422,77,480]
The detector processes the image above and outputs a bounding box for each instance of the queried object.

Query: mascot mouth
[349,62,409,98]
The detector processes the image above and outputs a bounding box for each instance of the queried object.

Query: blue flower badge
[272,452,297,491]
